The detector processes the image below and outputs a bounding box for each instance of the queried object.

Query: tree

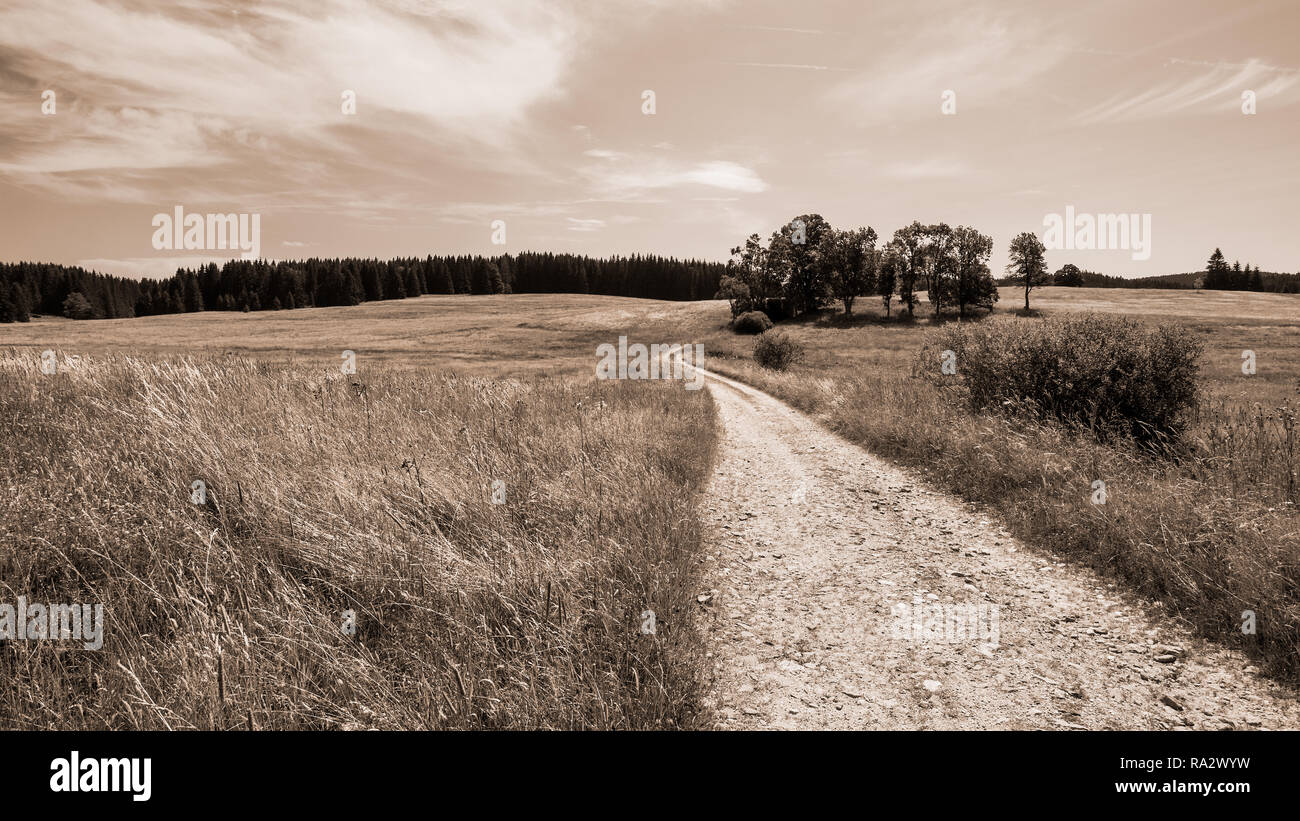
[0,281,32,322]
[1204,248,1230,290]
[1006,231,1048,311]
[62,291,96,320]
[726,234,783,315]
[951,225,998,316]
[877,246,897,317]
[181,271,204,312]
[770,214,831,315]
[888,223,924,317]
[821,226,878,317]
[919,223,956,317]
[715,275,752,319]
[1053,263,1084,287]
[471,259,505,294]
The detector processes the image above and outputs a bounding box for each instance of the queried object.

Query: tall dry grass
[0,350,716,729]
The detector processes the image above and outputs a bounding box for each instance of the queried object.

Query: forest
[0,252,725,322]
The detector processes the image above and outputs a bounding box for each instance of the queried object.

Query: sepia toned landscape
[2,6,1299,801]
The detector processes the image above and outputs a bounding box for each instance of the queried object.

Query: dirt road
[694,366,1300,730]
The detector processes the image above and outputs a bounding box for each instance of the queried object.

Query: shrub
[928,314,1202,443]
[753,329,804,371]
[734,310,773,334]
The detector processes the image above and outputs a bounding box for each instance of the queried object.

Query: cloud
[566,218,605,232]
[582,153,768,195]
[0,0,584,196]
[880,158,972,181]
[725,62,850,72]
[1072,58,1300,124]
[822,10,1066,123]
[730,24,824,35]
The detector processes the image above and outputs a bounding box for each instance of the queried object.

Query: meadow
[4,285,1299,731]
[0,295,720,729]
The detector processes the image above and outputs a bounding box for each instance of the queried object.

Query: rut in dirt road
[693,367,1300,730]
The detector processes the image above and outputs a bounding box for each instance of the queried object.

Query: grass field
[0,293,719,377]
[3,285,1299,728]
[0,297,721,729]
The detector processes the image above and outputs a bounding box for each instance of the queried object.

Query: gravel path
[694,366,1300,730]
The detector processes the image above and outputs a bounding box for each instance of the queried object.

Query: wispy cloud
[580,151,768,195]
[1073,58,1300,123]
[730,24,825,35]
[724,62,850,72]
[823,11,1067,123]
[880,158,973,181]
[0,0,584,199]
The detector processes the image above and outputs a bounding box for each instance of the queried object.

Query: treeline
[1202,248,1300,293]
[1040,252,1300,293]
[1043,264,1192,290]
[719,216,999,320]
[0,253,726,322]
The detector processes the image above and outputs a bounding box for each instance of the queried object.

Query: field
[4,285,1300,731]
[0,293,720,377]
[0,295,721,729]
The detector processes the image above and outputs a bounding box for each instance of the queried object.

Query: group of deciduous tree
[718,216,1002,320]
[0,252,726,322]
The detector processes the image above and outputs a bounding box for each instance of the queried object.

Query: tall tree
[888,223,924,317]
[821,226,878,317]
[770,214,831,316]
[726,234,783,315]
[877,247,897,317]
[919,223,956,317]
[951,225,997,316]
[1204,248,1229,289]
[1006,231,1049,311]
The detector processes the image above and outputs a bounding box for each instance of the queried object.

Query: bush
[734,310,773,334]
[753,330,804,371]
[929,314,1202,443]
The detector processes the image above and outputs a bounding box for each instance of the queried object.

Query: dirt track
[694,366,1300,730]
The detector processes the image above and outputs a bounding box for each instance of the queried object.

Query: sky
[0,0,1297,279]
